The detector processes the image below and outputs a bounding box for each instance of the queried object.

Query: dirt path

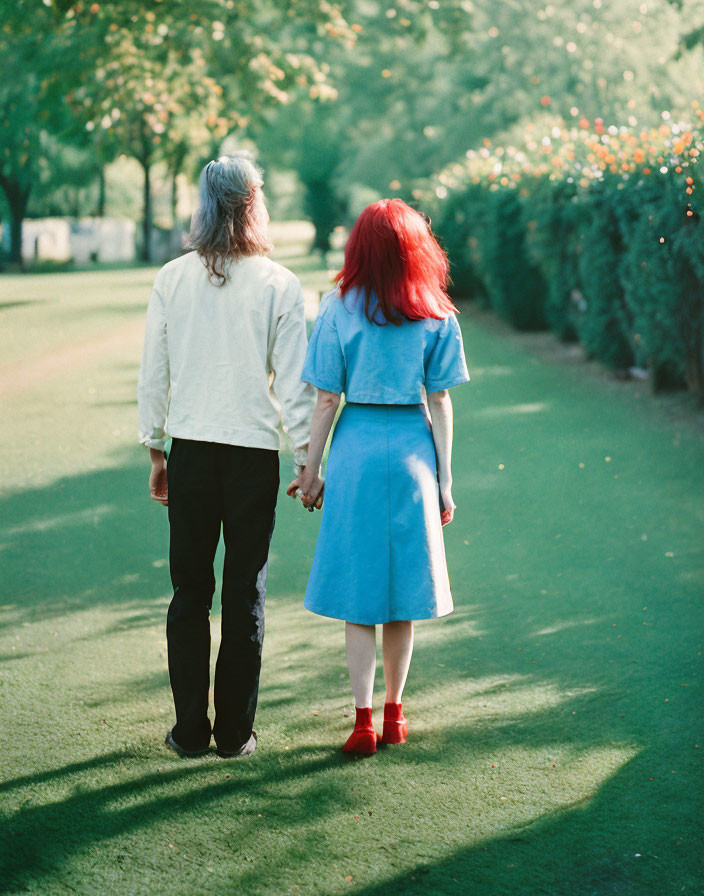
[0,319,144,398]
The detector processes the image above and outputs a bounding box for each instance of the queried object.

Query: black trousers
[166,437,279,752]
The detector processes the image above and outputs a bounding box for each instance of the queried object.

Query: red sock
[343,707,378,754]
[382,702,408,744]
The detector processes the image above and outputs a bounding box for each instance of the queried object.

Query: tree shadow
[0,448,171,627]
[0,435,700,894]
[0,300,44,312]
[0,744,351,895]
[350,744,700,896]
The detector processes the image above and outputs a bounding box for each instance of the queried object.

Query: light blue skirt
[304,403,454,625]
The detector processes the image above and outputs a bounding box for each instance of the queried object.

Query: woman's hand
[286,466,324,511]
[439,479,455,527]
[149,456,168,506]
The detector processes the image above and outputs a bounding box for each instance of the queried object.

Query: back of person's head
[336,198,457,325]
[190,153,272,284]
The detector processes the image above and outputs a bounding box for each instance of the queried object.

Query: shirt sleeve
[268,278,317,449]
[301,300,346,394]
[424,314,470,393]
[137,283,170,451]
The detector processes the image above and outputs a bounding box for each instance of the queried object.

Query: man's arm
[268,279,316,466]
[138,285,170,504]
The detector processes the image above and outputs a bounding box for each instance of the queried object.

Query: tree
[2,0,356,265]
[0,5,62,266]
[254,0,702,240]
[66,1,357,260]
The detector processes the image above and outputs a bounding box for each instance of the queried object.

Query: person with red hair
[287,199,469,754]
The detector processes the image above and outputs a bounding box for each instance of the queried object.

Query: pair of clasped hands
[286,467,325,512]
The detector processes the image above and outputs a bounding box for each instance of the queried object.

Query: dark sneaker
[164,729,210,758]
[215,731,257,758]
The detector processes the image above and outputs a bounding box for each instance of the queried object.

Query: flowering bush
[428,106,704,398]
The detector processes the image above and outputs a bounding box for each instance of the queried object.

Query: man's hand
[149,451,168,506]
[286,465,324,512]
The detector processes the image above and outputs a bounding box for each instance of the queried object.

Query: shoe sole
[164,732,210,758]
[342,731,379,754]
[216,732,257,758]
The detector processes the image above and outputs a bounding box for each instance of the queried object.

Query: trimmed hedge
[434,168,704,400]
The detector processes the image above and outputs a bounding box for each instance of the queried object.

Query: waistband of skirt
[344,401,424,410]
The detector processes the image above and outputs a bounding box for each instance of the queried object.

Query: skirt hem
[304,604,454,625]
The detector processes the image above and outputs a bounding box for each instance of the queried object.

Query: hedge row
[430,120,704,401]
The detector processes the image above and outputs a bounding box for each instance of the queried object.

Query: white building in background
[21,218,71,261]
[70,217,136,264]
[4,217,137,264]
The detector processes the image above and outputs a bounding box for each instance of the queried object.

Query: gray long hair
[189,153,273,284]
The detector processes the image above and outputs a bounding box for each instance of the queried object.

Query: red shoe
[381,702,408,744]
[343,707,378,754]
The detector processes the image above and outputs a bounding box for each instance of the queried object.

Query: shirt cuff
[140,434,167,451]
[293,446,308,468]
[425,373,470,393]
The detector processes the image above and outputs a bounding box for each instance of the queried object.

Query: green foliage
[618,175,704,392]
[480,190,548,330]
[1,0,356,262]
[524,177,581,341]
[575,184,634,370]
[298,111,349,255]
[434,167,704,399]
[28,135,102,219]
[430,186,487,301]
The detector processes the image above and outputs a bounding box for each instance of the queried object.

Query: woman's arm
[427,389,455,526]
[286,388,341,509]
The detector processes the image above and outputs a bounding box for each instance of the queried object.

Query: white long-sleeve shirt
[138,251,315,453]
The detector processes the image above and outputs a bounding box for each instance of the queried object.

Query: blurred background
[2,0,704,401]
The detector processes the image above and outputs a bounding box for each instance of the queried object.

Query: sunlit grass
[0,230,701,894]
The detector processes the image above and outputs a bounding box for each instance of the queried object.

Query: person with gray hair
[138,153,317,758]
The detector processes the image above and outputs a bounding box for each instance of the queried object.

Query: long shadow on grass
[0,450,701,894]
[0,745,350,895]
[0,449,175,627]
[0,448,316,628]
[348,746,700,896]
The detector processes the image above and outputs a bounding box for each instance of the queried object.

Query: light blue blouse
[301,287,469,402]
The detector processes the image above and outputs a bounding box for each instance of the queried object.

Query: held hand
[149,461,168,506]
[439,481,455,527]
[286,466,324,512]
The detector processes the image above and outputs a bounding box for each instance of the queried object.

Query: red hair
[335,199,457,325]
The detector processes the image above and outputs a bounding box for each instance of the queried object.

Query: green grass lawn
[0,237,702,896]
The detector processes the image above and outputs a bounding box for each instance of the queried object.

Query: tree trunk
[96,166,106,217]
[171,170,178,228]
[140,157,152,263]
[0,175,30,269]
[169,144,187,229]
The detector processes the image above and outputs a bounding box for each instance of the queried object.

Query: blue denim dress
[301,288,469,624]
